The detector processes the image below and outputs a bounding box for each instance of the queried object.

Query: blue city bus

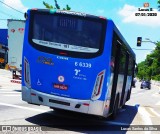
[22,9,136,119]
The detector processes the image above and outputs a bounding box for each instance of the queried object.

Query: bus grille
[49,99,70,106]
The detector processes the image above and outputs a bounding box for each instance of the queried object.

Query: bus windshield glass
[30,13,105,54]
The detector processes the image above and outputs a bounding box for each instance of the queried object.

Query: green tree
[43,0,71,10]
[158,0,160,11]
[43,1,54,9]
[137,42,160,81]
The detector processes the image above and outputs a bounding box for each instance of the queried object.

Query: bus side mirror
[135,67,138,74]
[137,37,142,47]
[24,12,28,19]
[134,63,138,76]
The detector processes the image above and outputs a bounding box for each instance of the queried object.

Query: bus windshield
[29,12,106,57]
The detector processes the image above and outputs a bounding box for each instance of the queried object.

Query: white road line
[3,95,21,96]
[0,89,13,91]
[149,108,160,117]
[132,92,143,96]
[0,92,21,94]
[156,101,160,106]
[138,93,143,95]
[152,93,159,97]
[138,107,152,134]
[138,107,153,124]
[0,102,48,113]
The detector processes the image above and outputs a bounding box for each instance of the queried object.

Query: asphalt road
[0,69,160,134]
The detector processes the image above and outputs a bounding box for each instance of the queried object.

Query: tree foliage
[43,0,71,10]
[158,0,160,10]
[137,42,160,81]
[43,1,54,9]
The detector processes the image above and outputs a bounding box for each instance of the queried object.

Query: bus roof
[29,9,107,20]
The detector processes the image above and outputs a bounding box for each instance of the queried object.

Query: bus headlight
[91,70,105,101]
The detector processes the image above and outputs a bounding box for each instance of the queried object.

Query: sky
[0,0,160,63]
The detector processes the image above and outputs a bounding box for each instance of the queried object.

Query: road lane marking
[138,107,152,134]
[148,108,160,117]
[0,102,49,113]
[3,95,21,96]
[132,92,144,96]
[138,107,153,124]
[137,93,143,95]
[152,93,159,97]
[0,92,21,94]
[156,101,160,106]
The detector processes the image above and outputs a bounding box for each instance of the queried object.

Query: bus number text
[75,62,92,68]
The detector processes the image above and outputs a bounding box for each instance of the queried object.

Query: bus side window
[110,34,117,73]
[128,56,133,76]
[110,56,115,72]
[119,48,126,75]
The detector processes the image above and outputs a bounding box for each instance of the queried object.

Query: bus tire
[110,96,119,120]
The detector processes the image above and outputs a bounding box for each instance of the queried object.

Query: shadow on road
[25,104,139,133]
[14,89,22,92]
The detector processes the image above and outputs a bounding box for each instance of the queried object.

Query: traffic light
[137,37,142,47]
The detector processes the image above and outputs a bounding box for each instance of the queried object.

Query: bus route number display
[58,17,77,30]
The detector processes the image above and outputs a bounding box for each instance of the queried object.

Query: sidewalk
[0,69,21,90]
[151,80,160,94]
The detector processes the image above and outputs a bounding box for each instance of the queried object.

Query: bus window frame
[28,10,107,59]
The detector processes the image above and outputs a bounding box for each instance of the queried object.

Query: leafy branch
[43,0,71,10]
[158,0,160,11]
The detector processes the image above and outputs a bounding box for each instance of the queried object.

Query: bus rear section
[22,9,111,117]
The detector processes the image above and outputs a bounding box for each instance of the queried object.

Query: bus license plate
[53,83,68,90]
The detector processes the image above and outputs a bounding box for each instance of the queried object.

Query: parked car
[140,80,151,89]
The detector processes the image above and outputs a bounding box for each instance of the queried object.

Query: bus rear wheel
[110,97,119,120]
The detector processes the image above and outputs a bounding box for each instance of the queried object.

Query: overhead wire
[0,9,15,18]
[0,0,24,14]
